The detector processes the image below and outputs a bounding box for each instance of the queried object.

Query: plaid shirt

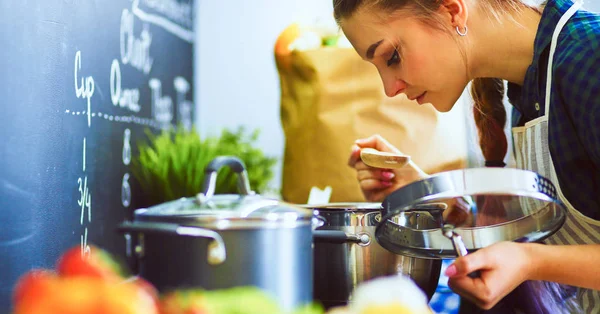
[507,0,600,220]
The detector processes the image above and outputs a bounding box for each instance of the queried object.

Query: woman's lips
[408,92,426,102]
[416,92,427,105]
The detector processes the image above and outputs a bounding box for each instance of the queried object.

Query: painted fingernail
[382,181,393,187]
[445,264,457,277]
[382,171,395,179]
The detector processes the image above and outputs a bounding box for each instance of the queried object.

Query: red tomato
[14,246,160,314]
[14,275,160,314]
[56,245,124,282]
[13,269,57,305]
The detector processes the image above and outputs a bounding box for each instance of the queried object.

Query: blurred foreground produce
[12,246,324,314]
[13,246,158,314]
[160,287,324,314]
[13,246,432,314]
[326,276,434,314]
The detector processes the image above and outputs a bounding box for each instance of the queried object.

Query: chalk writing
[122,129,131,208]
[121,173,131,208]
[77,138,92,259]
[132,0,193,43]
[110,59,141,113]
[174,76,193,131]
[149,78,174,129]
[62,2,193,263]
[141,0,193,28]
[120,8,153,74]
[74,51,95,127]
[122,128,132,165]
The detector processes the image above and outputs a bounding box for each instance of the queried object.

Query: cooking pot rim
[376,168,567,258]
[300,202,383,212]
[133,210,314,230]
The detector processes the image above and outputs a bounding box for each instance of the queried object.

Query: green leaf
[130,124,278,205]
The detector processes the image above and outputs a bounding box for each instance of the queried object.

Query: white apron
[511,0,600,312]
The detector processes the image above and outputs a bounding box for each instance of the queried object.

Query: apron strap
[544,0,583,117]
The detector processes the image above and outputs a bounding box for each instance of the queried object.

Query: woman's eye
[387,50,400,67]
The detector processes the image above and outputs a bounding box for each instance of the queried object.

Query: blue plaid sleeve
[555,41,600,168]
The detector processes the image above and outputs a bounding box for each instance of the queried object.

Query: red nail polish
[445,264,457,277]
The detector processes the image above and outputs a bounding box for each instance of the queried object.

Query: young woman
[338,0,600,312]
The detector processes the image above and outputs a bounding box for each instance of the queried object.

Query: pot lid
[300,202,383,211]
[135,156,313,229]
[375,168,567,259]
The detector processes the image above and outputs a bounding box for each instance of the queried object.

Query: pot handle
[312,214,326,230]
[200,156,253,200]
[442,224,480,278]
[117,221,227,265]
[313,230,371,246]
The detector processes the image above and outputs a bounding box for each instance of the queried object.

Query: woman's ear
[440,0,469,28]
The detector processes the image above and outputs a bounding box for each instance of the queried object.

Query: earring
[456,25,468,36]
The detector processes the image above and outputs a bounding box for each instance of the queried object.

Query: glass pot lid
[134,156,313,229]
[375,168,567,259]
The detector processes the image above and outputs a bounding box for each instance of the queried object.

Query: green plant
[131,125,278,205]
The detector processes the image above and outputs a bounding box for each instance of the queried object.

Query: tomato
[56,245,124,282]
[14,245,160,314]
[13,269,56,303]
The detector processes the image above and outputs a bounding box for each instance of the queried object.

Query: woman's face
[340,7,470,112]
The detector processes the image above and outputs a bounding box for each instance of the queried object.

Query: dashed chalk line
[65,109,161,128]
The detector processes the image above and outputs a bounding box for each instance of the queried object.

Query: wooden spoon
[359,148,411,169]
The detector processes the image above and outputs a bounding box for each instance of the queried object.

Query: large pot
[304,203,443,310]
[118,156,315,312]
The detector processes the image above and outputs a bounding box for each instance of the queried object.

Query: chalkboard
[0,0,194,311]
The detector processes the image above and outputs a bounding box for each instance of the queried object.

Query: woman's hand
[348,134,428,202]
[445,242,535,310]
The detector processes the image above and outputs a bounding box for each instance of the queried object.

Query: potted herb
[131,125,278,205]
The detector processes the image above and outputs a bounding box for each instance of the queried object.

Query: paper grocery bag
[276,47,469,204]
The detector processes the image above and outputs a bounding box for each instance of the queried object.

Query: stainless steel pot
[304,203,443,310]
[377,168,567,259]
[118,156,315,312]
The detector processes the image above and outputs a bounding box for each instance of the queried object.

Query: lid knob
[199,156,254,202]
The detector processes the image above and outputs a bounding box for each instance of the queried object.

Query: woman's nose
[381,74,406,98]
